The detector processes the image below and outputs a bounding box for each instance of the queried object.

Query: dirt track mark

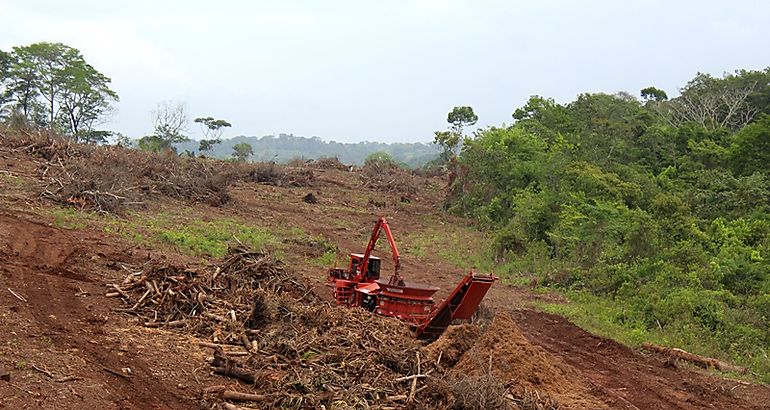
[513,309,770,410]
[0,213,195,409]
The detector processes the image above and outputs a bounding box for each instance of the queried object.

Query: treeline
[444,68,770,378]
[174,134,441,167]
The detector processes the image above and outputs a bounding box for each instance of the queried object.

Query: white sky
[1,0,769,142]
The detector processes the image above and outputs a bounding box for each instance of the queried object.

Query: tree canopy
[446,67,770,379]
[5,42,118,140]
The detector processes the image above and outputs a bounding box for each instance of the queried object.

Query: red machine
[327,216,497,339]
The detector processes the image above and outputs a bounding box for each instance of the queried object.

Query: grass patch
[50,207,94,230]
[532,290,769,383]
[312,250,339,267]
[152,218,277,257]
[400,224,493,271]
[0,173,26,186]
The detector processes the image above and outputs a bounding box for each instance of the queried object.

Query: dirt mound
[453,313,607,410]
[425,324,482,367]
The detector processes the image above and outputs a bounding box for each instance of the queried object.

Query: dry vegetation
[360,158,419,199]
[0,129,314,214]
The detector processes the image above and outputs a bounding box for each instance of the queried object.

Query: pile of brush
[359,156,418,199]
[111,245,452,408]
[0,129,314,213]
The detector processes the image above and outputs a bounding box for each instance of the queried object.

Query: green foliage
[640,86,668,102]
[50,207,91,230]
[447,106,478,135]
[137,135,167,153]
[232,142,253,161]
[729,114,770,175]
[364,151,396,167]
[8,42,118,136]
[312,251,338,267]
[434,106,478,157]
[195,116,231,152]
[0,49,14,116]
[450,68,770,379]
[152,218,276,257]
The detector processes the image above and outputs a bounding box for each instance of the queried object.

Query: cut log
[222,390,266,402]
[0,367,10,382]
[641,342,747,374]
[203,385,226,394]
[212,347,256,384]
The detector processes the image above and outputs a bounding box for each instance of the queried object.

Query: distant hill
[174,133,440,167]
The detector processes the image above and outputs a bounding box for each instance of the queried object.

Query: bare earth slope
[1,141,769,409]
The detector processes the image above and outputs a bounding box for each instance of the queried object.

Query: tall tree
[6,51,39,120]
[641,86,668,102]
[434,106,478,156]
[447,106,478,138]
[194,116,231,152]
[665,70,770,131]
[12,42,82,127]
[137,101,189,153]
[58,60,118,141]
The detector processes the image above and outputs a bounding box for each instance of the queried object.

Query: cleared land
[0,133,768,409]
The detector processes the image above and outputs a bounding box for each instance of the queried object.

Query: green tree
[136,135,166,153]
[447,106,478,136]
[640,86,668,102]
[232,142,253,161]
[7,49,40,120]
[729,114,770,175]
[194,116,231,152]
[6,42,118,133]
[58,60,118,140]
[12,42,81,127]
[434,106,478,157]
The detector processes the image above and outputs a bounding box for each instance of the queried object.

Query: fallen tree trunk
[641,342,747,374]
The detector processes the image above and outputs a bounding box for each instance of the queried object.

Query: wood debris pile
[2,131,234,212]
[243,162,314,187]
[360,158,418,199]
[112,245,453,408]
[310,156,349,171]
[0,129,313,213]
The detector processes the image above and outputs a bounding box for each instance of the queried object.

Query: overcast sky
[1,1,769,143]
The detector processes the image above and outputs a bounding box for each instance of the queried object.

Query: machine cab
[349,253,381,281]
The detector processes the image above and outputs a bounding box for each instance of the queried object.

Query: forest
[440,68,770,379]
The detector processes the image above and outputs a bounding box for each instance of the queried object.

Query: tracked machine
[327,216,497,340]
